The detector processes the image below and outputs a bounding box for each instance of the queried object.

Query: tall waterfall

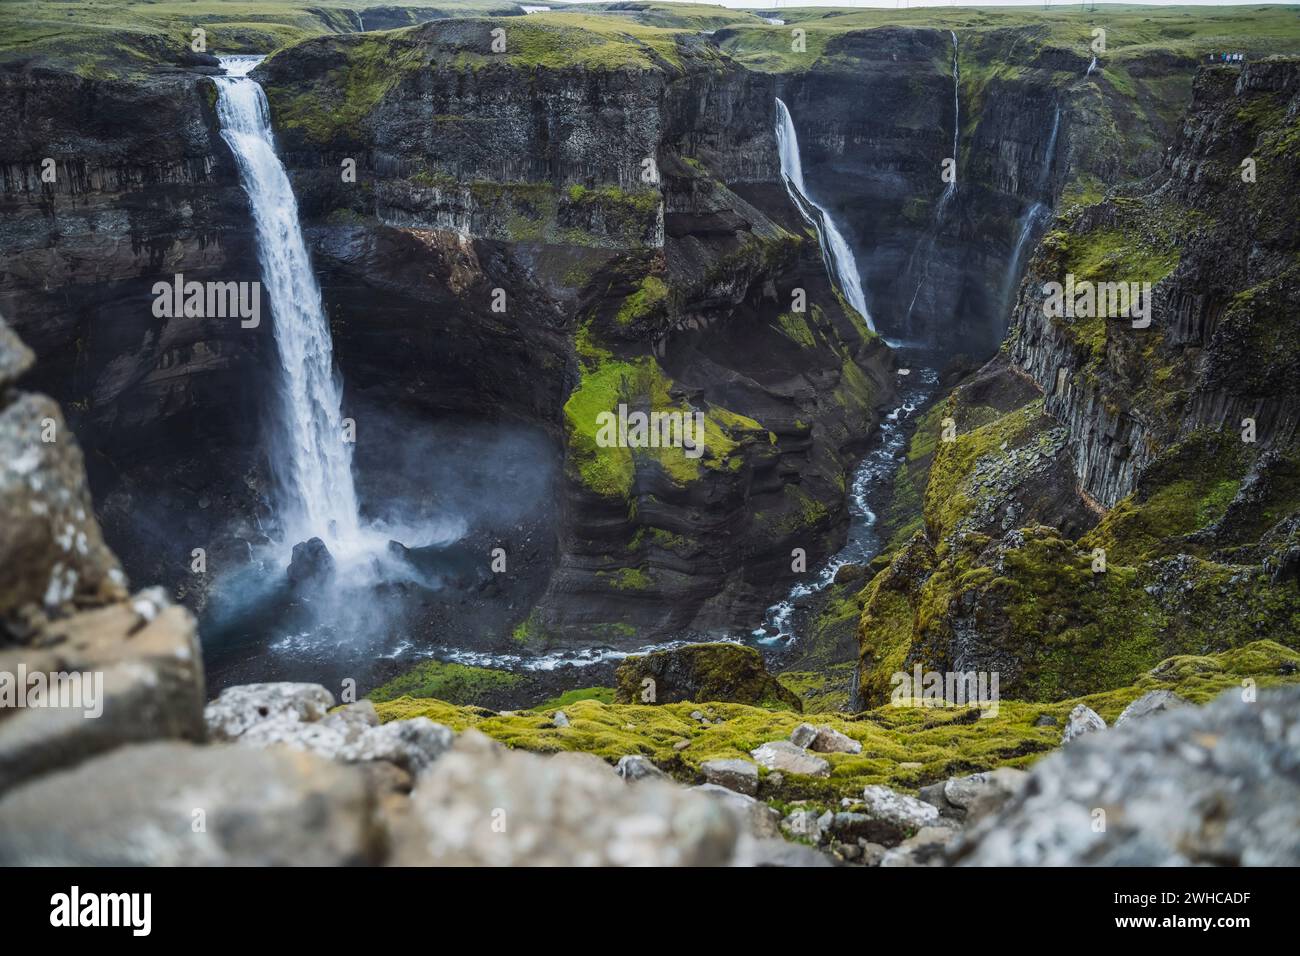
[938,30,961,214]
[774,98,875,332]
[214,56,363,554]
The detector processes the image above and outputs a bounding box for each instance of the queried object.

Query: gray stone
[204,682,335,741]
[552,710,570,727]
[0,394,127,627]
[700,757,759,796]
[790,722,862,754]
[1034,713,1059,727]
[1061,703,1106,744]
[616,754,668,782]
[750,740,831,777]
[790,722,818,748]
[1116,690,1189,726]
[0,593,204,795]
[942,768,1029,823]
[205,681,452,776]
[955,686,1300,866]
[390,730,741,865]
[863,785,946,837]
[0,313,34,388]
[692,783,782,839]
[880,826,956,867]
[0,741,382,865]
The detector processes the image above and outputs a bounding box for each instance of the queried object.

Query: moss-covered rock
[613,643,802,711]
[367,660,525,709]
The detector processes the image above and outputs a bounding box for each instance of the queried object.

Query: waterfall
[214,56,363,555]
[1038,105,1061,196]
[900,34,962,333]
[1087,56,1098,76]
[774,98,875,333]
[939,30,960,213]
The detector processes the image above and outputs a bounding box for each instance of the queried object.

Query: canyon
[2,2,1300,868]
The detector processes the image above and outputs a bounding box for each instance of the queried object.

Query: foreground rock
[204,683,452,776]
[614,643,802,711]
[0,741,383,865]
[0,589,204,795]
[390,730,744,866]
[953,686,1300,865]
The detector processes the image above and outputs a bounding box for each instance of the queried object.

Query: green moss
[367,659,523,706]
[532,686,616,710]
[614,275,669,327]
[374,640,1300,802]
[923,401,1042,540]
[562,355,757,500]
[775,312,818,348]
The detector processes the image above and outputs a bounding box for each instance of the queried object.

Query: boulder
[790,722,862,754]
[389,730,741,866]
[205,682,453,775]
[941,768,1029,823]
[1061,703,1106,744]
[0,393,127,631]
[691,783,782,838]
[1115,690,1189,726]
[287,537,336,588]
[615,754,668,782]
[613,643,801,711]
[0,313,34,388]
[954,686,1300,865]
[880,826,956,867]
[750,740,830,777]
[204,682,335,740]
[700,757,759,796]
[0,741,383,865]
[859,784,942,844]
[0,591,204,795]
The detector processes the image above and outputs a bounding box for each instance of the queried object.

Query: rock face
[614,643,801,710]
[954,686,1300,866]
[1009,59,1300,510]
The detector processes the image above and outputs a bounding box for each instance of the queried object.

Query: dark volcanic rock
[287,537,336,588]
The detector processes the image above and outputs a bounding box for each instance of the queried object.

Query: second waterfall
[214,55,363,555]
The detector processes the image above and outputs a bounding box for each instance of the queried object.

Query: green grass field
[2,2,1296,78]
